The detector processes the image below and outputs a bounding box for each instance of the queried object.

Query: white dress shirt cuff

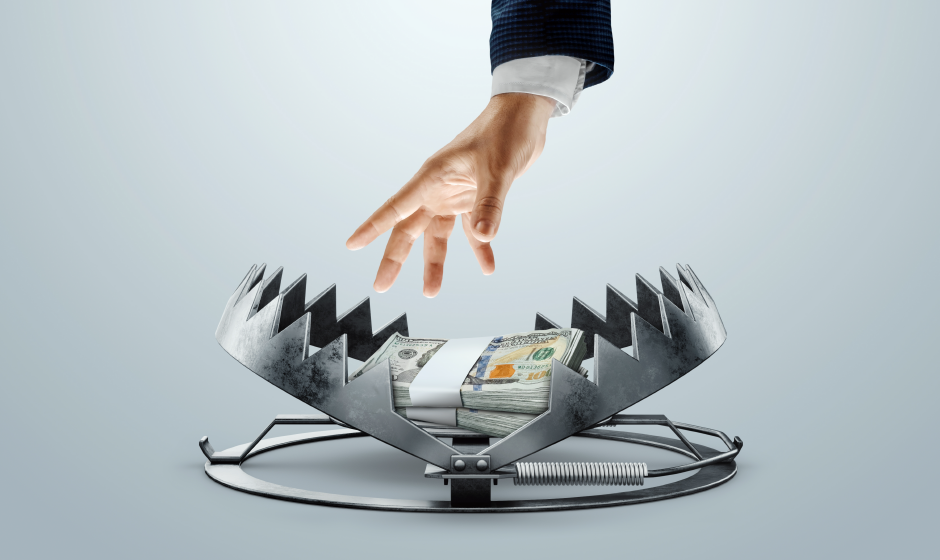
[491,55,591,117]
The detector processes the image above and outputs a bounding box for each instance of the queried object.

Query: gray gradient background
[1,1,937,558]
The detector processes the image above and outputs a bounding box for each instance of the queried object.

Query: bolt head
[476,459,488,471]
[453,459,466,471]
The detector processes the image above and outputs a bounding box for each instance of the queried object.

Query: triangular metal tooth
[237,264,264,303]
[248,326,339,411]
[636,274,670,338]
[571,286,638,359]
[678,277,708,324]
[373,313,409,345]
[534,312,562,330]
[298,283,411,359]
[305,284,338,347]
[337,296,370,323]
[672,266,693,317]
[676,264,702,299]
[594,335,638,391]
[337,298,375,361]
[276,274,308,334]
[249,263,267,290]
[572,297,603,321]
[685,265,715,307]
[233,265,256,302]
[629,312,666,363]
[572,297,606,359]
[604,284,637,348]
[684,265,726,340]
[299,334,348,388]
[659,267,685,312]
[248,266,282,320]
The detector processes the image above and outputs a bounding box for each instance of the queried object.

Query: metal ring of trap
[203,427,737,513]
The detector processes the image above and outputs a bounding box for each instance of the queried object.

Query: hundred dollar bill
[350,329,587,416]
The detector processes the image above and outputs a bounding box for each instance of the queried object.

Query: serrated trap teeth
[659,267,684,311]
[234,264,262,303]
[304,283,338,343]
[216,276,456,468]
[233,266,255,300]
[568,285,638,359]
[676,264,700,298]
[485,264,726,469]
[538,264,723,359]
[249,266,283,320]
[635,274,670,338]
[216,263,726,473]
[534,312,562,331]
[684,265,714,307]
[276,273,308,334]
[604,285,637,344]
[225,265,409,362]
[336,298,378,360]
[247,264,266,295]
[372,313,408,348]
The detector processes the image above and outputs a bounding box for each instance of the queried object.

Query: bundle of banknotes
[349,329,587,437]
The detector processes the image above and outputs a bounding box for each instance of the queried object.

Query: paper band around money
[404,407,457,427]
[349,329,587,436]
[407,337,495,408]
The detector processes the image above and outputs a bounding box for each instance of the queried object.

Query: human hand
[346,92,556,297]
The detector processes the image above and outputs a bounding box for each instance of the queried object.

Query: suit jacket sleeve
[490,0,614,89]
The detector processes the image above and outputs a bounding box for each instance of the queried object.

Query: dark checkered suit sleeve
[490,0,614,89]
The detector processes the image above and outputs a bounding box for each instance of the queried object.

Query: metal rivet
[476,460,488,471]
[453,460,466,471]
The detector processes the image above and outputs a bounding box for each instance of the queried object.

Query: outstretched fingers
[373,207,435,292]
[422,215,457,298]
[347,174,431,251]
[461,212,495,275]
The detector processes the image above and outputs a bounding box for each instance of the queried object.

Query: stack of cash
[397,408,537,438]
[350,329,587,437]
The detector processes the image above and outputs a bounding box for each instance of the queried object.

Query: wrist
[488,92,556,121]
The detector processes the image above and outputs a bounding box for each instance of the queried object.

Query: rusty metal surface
[214,265,459,469]
[212,263,727,472]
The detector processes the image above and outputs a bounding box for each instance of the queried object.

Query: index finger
[346,173,433,250]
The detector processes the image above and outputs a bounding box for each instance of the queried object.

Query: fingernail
[474,219,496,237]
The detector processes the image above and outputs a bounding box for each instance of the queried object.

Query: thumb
[470,174,512,242]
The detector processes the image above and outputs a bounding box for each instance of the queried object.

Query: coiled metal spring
[514,462,648,486]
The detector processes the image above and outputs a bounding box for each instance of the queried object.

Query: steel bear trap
[200,263,742,512]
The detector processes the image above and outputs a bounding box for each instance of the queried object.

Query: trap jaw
[201,263,741,512]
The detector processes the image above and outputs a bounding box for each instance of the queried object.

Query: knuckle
[475,196,504,214]
[385,195,405,222]
[391,226,419,244]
